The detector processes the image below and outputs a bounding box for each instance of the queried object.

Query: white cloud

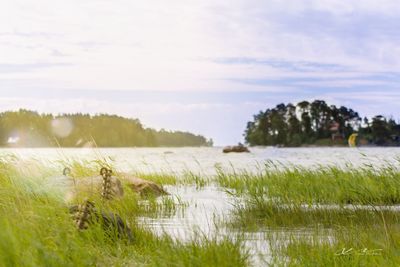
[0,0,399,92]
[1,1,400,143]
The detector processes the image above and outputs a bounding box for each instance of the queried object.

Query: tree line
[244,100,400,147]
[0,110,213,147]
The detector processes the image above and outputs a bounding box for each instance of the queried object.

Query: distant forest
[0,110,212,147]
[245,100,400,147]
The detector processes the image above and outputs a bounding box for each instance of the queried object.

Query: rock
[64,167,124,201]
[61,168,135,240]
[62,167,167,199]
[222,144,250,153]
[117,173,169,197]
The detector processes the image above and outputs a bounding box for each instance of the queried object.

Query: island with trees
[0,110,213,147]
[244,100,400,147]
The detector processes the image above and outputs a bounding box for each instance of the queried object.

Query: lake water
[139,185,275,265]
[2,147,400,176]
[3,147,400,266]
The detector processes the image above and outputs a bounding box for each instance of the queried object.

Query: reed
[219,162,400,266]
[0,160,248,267]
[217,162,400,205]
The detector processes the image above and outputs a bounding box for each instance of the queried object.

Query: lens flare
[51,118,73,138]
[7,136,20,144]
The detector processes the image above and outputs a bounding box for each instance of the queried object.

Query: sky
[0,0,399,145]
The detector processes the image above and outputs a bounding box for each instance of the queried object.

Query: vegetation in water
[268,223,400,267]
[216,162,400,266]
[216,162,400,205]
[3,153,400,266]
[0,159,247,267]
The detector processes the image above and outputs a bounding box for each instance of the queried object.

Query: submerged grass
[268,223,400,267]
[229,201,400,230]
[228,190,400,265]
[0,159,248,267]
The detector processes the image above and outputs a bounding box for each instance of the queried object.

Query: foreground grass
[4,153,400,266]
[0,160,248,267]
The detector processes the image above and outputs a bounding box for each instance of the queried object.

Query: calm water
[4,147,400,266]
[2,147,400,176]
[139,185,273,265]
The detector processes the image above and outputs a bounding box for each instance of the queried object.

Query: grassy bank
[0,160,248,267]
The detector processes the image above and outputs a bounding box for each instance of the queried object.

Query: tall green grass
[217,161,400,266]
[217,162,400,205]
[3,153,400,266]
[268,223,400,266]
[0,159,248,267]
[229,201,400,230]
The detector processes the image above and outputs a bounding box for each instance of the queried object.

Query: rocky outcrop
[222,144,250,153]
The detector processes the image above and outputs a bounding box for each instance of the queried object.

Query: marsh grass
[130,172,179,185]
[229,196,400,266]
[228,201,400,230]
[0,160,248,267]
[56,157,211,187]
[213,160,400,266]
[217,163,400,205]
[268,223,400,267]
[3,153,400,266]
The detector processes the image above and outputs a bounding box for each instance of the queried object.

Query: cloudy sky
[1,0,399,145]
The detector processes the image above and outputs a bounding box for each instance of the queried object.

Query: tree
[244,100,399,147]
[0,110,211,147]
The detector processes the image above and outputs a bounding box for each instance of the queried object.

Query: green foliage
[244,100,400,146]
[0,109,211,147]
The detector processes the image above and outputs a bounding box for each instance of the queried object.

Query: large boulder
[117,173,169,197]
[63,167,124,201]
[62,167,168,200]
